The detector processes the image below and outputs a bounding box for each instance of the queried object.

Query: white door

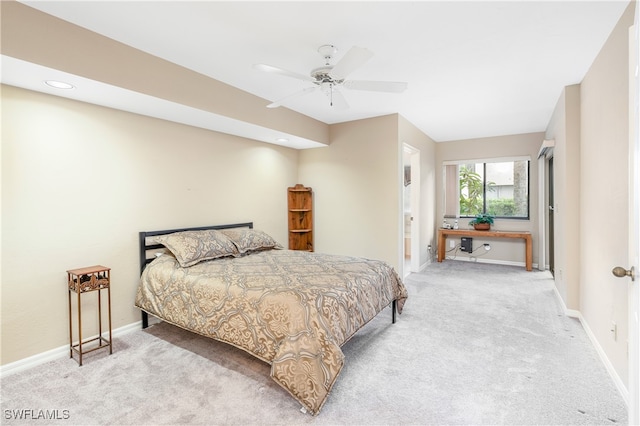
[623,18,639,425]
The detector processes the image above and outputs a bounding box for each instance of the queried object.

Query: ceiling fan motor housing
[311,66,343,85]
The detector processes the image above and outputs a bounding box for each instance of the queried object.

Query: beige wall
[297,114,436,274]
[1,85,298,365]
[579,2,634,388]
[297,115,402,270]
[545,1,633,390]
[399,115,438,269]
[546,84,581,309]
[435,132,544,267]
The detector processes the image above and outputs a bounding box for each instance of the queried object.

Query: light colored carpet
[1,261,628,425]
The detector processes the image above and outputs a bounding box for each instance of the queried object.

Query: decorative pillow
[152,229,239,267]
[220,228,283,255]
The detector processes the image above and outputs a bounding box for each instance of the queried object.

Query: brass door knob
[612,266,635,281]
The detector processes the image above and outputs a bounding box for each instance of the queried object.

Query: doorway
[538,140,555,273]
[548,157,555,275]
[403,144,420,277]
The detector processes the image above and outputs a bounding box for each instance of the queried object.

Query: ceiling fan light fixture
[320,81,334,92]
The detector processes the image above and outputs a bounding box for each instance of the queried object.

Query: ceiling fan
[254,44,408,109]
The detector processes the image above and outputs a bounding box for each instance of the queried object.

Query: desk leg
[77,290,83,366]
[107,286,113,354]
[525,236,532,271]
[437,232,445,262]
[97,289,102,348]
[68,289,72,359]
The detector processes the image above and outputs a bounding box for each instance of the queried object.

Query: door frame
[409,147,421,273]
[537,140,554,272]
[402,143,421,277]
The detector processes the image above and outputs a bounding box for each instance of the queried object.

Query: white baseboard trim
[418,259,429,273]
[551,284,629,407]
[404,257,430,279]
[577,313,629,407]
[0,321,141,378]
[551,284,581,318]
[446,256,539,270]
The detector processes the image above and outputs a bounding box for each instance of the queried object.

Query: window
[444,158,530,219]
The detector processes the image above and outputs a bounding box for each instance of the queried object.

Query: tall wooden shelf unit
[287,184,313,251]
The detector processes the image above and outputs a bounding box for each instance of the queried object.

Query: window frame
[443,156,531,220]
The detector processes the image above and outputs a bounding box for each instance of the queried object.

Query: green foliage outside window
[487,199,516,216]
[459,165,495,216]
[448,160,529,219]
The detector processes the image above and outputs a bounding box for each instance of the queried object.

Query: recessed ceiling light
[276,137,289,143]
[44,80,75,90]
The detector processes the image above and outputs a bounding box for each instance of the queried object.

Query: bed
[135,223,408,415]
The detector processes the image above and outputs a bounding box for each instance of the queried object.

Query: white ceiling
[6,1,631,144]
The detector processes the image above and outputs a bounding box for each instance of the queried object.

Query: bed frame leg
[392,300,397,324]
[142,311,149,329]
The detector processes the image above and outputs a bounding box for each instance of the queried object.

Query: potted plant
[469,213,494,231]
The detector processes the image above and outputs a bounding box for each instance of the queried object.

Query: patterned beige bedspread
[135,249,407,415]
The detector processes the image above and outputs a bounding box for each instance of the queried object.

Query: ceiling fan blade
[253,63,315,83]
[329,46,374,80]
[344,80,408,93]
[266,86,317,108]
[324,89,349,110]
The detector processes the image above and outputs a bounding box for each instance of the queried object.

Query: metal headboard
[138,222,253,275]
